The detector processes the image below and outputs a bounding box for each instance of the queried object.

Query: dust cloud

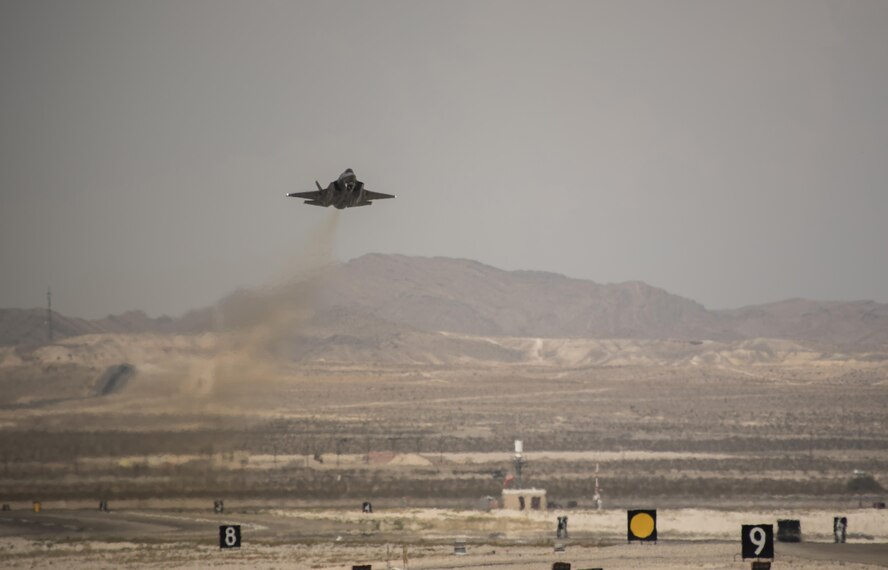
[174,210,341,404]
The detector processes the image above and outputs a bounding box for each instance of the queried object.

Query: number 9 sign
[219,525,241,549]
[741,524,773,559]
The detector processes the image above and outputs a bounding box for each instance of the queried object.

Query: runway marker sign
[219,525,241,549]
[627,509,657,542]
[834,516,848,543]
[741,524,773,560]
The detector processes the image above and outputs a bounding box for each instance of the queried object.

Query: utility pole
[46,287,53,342]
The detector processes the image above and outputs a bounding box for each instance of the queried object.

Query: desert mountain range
[2,253,887,347]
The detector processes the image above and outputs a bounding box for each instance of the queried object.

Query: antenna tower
[513,439,525,489]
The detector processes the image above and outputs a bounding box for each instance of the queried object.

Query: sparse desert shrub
[847,472,884,494]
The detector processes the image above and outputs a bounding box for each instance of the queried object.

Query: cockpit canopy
[340,168,357,191]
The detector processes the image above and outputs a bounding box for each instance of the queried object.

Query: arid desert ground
[1,324,887,568]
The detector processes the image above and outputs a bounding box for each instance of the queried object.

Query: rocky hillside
[0,308,178,346]
[316,255,718,339]
[317,255,888,345]
[2,254,887,346]
[716,298,888,346]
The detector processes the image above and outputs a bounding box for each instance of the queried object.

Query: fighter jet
[286,169,395,209]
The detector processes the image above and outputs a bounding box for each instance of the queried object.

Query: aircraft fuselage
[287,168,394,209]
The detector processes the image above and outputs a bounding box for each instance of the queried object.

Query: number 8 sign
[741,524,773,560]
[219,525,241,549]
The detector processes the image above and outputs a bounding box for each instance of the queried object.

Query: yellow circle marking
[630,512,655,539]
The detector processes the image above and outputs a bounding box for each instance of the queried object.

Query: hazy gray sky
[2,0,887,318]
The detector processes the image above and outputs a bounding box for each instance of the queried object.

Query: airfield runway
[2,507,887,569]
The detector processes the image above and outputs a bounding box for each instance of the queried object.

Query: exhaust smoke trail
[167,210,342,405]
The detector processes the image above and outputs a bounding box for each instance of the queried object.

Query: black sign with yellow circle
[627,509,657,542]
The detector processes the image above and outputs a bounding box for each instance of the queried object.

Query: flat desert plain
[1,331,886,568]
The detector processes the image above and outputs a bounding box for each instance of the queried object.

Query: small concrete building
[502,488,547,511]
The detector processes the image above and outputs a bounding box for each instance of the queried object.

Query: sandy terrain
[1,318,886,568]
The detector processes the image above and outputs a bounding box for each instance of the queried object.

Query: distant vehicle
[286,169,395,209]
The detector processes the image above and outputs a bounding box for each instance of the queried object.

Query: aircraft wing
[287,191,322,199]
[363,190,396,201]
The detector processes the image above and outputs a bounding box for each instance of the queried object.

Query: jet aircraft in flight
[286,169,395,209]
